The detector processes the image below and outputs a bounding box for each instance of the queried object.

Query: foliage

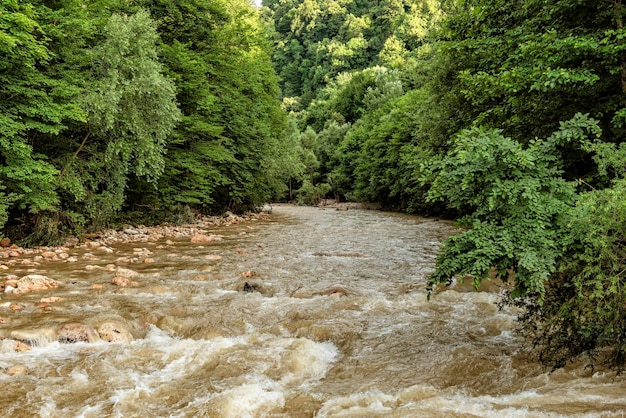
[425,114,600,299]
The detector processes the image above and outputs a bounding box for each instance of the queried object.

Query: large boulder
[12,275,60,295]
[97,321,133,343]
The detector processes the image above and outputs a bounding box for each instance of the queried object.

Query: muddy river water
[1,205,626,417]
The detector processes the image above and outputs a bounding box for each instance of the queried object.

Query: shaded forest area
[4,0,626,369]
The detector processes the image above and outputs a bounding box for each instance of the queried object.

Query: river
[1,205,625,417]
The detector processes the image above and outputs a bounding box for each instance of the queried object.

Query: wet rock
[8,251,20,258]
[111,277,139,287]
[12,274,60,295]
[9,304,24,311]
[116,267,139,278]
[91,284,103,290]
[235,248,247,254]
[57,322,92,343]
[242,282,259,292]
[204,254,222,261]
[66,256,78,262]
[0,265,8,270]
[13,341,30,352]
[41,251,56,259]
[314,286,350,298]
[39,297,64,303]
[240,270,257,278]
[190,234,221,243]
[0,317,5,324]
[238,280,274,296]
[5,365,28,376]
[97,322,133,343]
[143,258,155,264]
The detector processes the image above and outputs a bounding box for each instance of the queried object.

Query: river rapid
[1,204,625,417]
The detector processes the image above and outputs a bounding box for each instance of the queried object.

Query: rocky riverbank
[0,211,271,360]
[0,211,269,269]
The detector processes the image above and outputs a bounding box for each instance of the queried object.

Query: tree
[0,1,83,238]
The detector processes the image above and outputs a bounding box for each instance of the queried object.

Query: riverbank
[0,211,270,271]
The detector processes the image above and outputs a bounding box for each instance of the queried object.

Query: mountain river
[1,204,625,417]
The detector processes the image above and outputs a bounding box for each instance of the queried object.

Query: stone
[9,304,24,311]
[111,277,138,287]
[57,322,91,343]
[41,251,56,259]
[143,258,155,264]
[0,238,10,247]
[39,297,64,303]
[5,365,28,376]
[115,267,139,278]
[190,234,221,243]
[241,270,257,278]
[97,322,133,343]
[91,284,103,290]
[204,255,222,260]
[235,249,247,254]
[12,274,60,295]
[13,341,30,352]
[8,251,20,258]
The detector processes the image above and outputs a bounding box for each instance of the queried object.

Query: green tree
[0,1,84,238]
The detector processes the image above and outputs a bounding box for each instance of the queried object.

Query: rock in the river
[39,297,64,303]
[115,267,139,278]
[97,321,133,343]
[13,341,30,352]
[57,322,92,343]
[238,280,274,296]
[111,277,139,287]
[12,275,60,295]
[190,234,221,243]
[5,365,28,376]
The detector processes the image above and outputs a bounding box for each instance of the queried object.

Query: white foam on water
[317,385,626,418]
[277,339,339,387]
[207,382,285,417]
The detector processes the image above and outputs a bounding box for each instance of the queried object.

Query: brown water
[1,205,626,417]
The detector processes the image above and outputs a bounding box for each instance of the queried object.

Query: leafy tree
[132,0,289,214]
[425,113,601,299]
[0,1,84,238]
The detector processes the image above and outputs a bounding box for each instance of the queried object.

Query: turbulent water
[1,205,626,417]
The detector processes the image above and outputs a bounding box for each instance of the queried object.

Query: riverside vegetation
[3,0,626,370]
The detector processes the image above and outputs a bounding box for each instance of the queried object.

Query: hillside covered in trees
[263,0,626,370]
[4,0,626,369]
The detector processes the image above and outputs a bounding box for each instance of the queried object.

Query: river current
[1,205,625,417]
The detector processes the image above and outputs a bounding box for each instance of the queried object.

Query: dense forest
[0,0,296,245]
[3,0,626,369]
